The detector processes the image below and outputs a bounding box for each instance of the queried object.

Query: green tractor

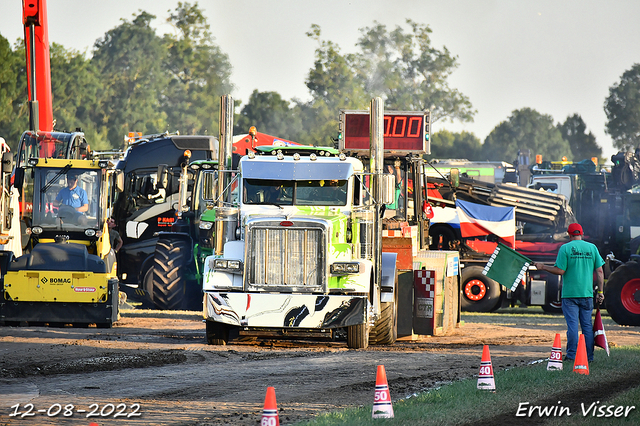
[143,158,220,310]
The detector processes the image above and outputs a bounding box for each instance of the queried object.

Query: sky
[3,0,640,162]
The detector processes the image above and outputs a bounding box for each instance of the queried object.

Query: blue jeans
[562,298,594,361]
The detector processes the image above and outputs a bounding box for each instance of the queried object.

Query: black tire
[183,279,204,311]
[96,322,112,329]
[429,225,457,250]
[461,266,502,312]
[605,261,640,326]
[542,301,563,314]
[369,279,399,346]
[542,275,563,313]
[206,320,230,345]
[347,322,369,349]
[148,238,191,310]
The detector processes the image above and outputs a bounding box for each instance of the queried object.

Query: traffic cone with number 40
[477,345,495,390]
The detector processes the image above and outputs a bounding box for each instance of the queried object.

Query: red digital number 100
[383,116,422,138]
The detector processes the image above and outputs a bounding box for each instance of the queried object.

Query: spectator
[108,218,123,252]
[534,223,605,362]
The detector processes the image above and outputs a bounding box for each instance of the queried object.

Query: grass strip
[295,345,640,425]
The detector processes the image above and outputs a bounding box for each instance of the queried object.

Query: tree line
[1,2,638,164]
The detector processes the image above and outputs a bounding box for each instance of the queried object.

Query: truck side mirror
[157,164,169,189]
[450,168,460,188]
[115,169,124,193]
[13,167,24,192]
[381,173,396,205]
[2,152,13,173]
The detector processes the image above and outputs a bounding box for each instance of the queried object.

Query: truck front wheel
[605,261,640,326]
[347,323,369,349]
[461,266,502,312]
[369,282,398,345]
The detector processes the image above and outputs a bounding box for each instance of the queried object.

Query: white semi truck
[200,97,454,348]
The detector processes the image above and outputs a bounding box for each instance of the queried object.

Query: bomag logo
[41,277,71,285]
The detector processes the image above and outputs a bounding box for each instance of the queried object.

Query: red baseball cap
[568,223,583,236]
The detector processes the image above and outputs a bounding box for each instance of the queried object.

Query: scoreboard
[338,110,430,156]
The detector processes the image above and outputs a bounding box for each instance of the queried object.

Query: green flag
[482,243,532,291]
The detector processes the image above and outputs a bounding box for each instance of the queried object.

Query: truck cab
[202,146,386,347]
[528,175,574,202]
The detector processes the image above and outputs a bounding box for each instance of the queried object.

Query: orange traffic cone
[372,365,394,419]
[477,345,495,390]
[547,333,563,371]
[261,386,280,426]
[573,334,589,375]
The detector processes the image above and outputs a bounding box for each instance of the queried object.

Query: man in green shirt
[535,223,605,362]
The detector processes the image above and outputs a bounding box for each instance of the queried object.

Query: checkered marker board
[416,270,436,298]
[482,243,532,291]
[414,270,436,319]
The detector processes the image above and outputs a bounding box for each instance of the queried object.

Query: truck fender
[380,252,398,303]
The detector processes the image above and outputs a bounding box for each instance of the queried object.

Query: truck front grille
[247,225,324,290]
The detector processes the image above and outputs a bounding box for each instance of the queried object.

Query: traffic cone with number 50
[372,365,394,418]
[477,345,495,390]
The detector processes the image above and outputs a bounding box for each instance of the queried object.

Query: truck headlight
[199,221,213,230]
[330,262,361,275]
[212,258,243,272]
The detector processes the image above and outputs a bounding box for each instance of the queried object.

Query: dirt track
[1,310,639,426]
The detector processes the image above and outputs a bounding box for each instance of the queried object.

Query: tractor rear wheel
[605,261,640,326]
[147,238,190,310]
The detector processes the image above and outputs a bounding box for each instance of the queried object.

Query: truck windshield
[243,179,348,206]
[33,168,101,230]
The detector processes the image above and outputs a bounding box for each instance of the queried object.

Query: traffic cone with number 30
[547,333,563,370]
[261,386,280,426]
[372,365,394,419]
[477,345,495,390]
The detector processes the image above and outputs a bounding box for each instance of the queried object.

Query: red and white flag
[455,200,516,248]
[593,308,610,356]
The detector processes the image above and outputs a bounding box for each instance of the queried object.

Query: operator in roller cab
[52,171,89,225]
